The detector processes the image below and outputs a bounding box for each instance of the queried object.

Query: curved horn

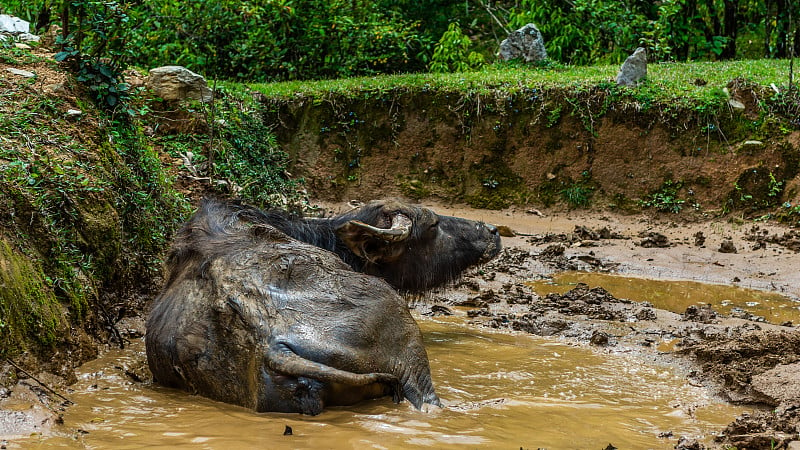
[348,214,412,242]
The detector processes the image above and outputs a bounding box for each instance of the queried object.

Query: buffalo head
[255,199,502,293]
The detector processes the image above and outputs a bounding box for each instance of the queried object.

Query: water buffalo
[146,198,501,414]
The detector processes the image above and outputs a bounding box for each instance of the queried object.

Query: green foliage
[429,23,484,73]
[640,180,686,213]
[53,1,133,111]
[0,56,190,352]
[509,0,650,65]
[559,171,595,208]
[212,97,305,207]
[157,94,306,208]
[560,183,594,208]
[125,0,422,81]
[107,121,190,263]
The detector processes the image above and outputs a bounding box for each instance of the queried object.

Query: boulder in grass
[146,66,213,103]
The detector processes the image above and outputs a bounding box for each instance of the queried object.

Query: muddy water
[530,272,800,324]
[30,317,744,449]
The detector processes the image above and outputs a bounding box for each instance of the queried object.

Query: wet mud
[409,205,800,449]
[4,206,800,448]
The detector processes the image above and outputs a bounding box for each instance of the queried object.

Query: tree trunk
[721,0,738,59]
[776,0,787,57]
[764,0,773,57]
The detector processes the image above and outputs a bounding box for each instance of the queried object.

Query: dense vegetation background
[3,0,799,82]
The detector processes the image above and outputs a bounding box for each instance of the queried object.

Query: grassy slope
[0,46,189,365]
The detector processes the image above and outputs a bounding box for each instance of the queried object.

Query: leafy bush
[559,172,595,207]
[429,23,484,73]
[212,97,305,207]
[125,0,423,81]
[54,1,133,111]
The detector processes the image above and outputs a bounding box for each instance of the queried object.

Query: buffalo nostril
[486,224,499,235]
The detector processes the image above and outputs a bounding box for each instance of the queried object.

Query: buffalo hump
[146,199,440,414]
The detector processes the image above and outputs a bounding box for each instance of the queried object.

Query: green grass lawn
[248,59,795,103]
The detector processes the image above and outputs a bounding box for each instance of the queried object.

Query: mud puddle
[530,272,800,325]
[17,317,743,449]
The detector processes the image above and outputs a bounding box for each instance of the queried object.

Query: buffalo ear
[335,221,374,259]
[335,215,411,262]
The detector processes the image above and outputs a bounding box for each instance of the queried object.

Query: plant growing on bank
[640,180,686,213]
[54,1,133,111]
[429,22,485,73]
[560,172,595,208]
[156,92,306,209]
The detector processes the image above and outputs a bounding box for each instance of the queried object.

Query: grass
[248,59,794,105]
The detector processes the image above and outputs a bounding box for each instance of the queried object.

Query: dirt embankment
[264,85,800,216]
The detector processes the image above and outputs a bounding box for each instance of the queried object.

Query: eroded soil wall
[264,88,800,212]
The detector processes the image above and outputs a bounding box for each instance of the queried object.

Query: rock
[498,23,547,63]
[741,140,764,150]
[5,68,35,78]
[615,47,647,86]
[590,330,610,346]
[17,32,39,43]
[0,15,29,34]
[728,99,746,110]
[146,66,213,102]
[66,109,82,117]
[43,83,66,95]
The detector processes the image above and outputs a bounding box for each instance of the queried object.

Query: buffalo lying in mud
[146,198,501,414]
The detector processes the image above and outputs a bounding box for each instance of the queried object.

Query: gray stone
[498,23,547,63]
[5,68,35,78]
[0,14,29,34]
[616,47,647,86]
[728,99,746,110]
[146,65,212,102]
[17,32,40,43]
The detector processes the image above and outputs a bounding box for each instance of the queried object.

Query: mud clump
[744,226,800,252]
[682,304,719,323]
[680,330,800,448]
[528,225,627,246]
[718,239,737,253]
[637,231,672,248]
[716,406,800,449]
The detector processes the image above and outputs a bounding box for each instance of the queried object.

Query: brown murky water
[530,272,800,325]
[28,316,745,449]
